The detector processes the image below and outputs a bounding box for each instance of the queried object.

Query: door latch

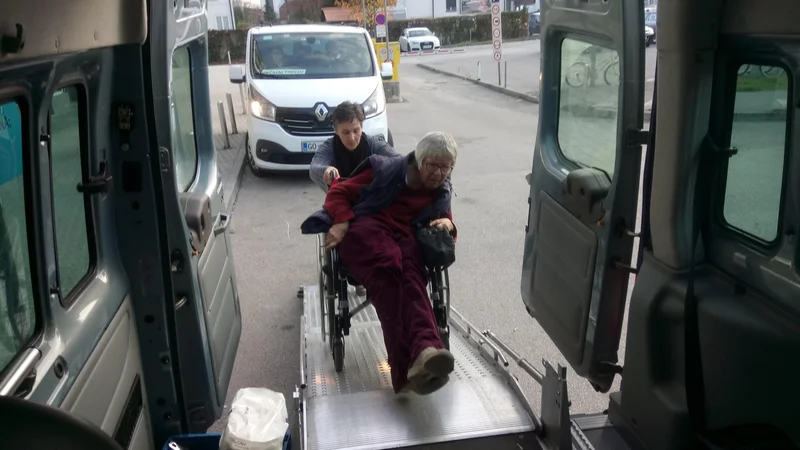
[77,161,113,194]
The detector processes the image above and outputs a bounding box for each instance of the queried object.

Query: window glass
[251,32,374,80]
[0,100,36,368]
[558,38,620,177]
[50,87,91,297]
[172,48,198,191]
[722,64,789,242]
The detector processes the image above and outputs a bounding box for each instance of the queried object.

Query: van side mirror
[380,62,393,80]
[229,65,246,84]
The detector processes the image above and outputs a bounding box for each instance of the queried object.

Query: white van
[229,24,394,175]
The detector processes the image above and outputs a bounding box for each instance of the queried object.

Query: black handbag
[416,226,456,269]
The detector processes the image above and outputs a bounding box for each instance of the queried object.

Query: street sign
[376,24,387,38]
[491,2,502,61]
[376,13,385,25]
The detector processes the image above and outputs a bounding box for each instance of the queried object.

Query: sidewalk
[209,66,248,213]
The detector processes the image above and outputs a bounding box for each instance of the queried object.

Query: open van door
[141,0,242,435]
[521,0,645,392]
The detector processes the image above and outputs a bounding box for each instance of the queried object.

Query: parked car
[228,24,393,175]
[645,25,655,47]
[399,27,441,52]
[529,12,541,35]
[645,11,657,37]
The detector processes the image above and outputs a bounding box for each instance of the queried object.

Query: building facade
[208,0,236,30]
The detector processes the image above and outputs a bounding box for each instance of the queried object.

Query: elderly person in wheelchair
[301,131,458,396]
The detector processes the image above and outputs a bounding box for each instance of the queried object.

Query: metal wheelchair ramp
[300,284,537,450]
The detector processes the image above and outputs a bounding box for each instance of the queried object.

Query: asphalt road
[211,61,622,436]
[417,39,658,104]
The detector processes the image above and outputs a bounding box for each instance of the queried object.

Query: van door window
[722,64,789,242]
[50,86,94,302]
[559,38,620,177]
[0,99,36,369]
[171,47,198,192]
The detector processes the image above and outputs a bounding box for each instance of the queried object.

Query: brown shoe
[406,347,454,394]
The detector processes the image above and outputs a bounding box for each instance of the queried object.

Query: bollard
[477,61,482,81]
[497,61,501,86]
[217,101,230,149]
[227,51,232,65]
[239,84,246,115]
[504,61,508,88]
[226,93,238,135]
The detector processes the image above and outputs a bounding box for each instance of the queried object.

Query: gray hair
[414,131,458,168]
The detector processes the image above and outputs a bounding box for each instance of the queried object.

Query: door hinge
[626,129,649,147]
[613,259,638,274]
[704,135,738,158]
[77,160,113,195]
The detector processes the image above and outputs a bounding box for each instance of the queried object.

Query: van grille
[276,107,335,137]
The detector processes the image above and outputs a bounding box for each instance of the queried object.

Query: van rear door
[520,0,645,392]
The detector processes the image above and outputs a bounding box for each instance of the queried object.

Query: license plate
[422,43,432,49]
[302,141,323,152]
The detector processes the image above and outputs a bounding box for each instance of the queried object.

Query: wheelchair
[316,233,451,373]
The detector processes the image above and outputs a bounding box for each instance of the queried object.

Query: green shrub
[387,11,528,46]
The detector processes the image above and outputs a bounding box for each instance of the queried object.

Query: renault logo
[314,103,329,122]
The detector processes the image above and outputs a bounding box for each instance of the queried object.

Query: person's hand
[326,222,350,249]
[323,167,340,185]
[429,218,454,233]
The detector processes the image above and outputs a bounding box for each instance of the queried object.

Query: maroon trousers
[337,216,445,392]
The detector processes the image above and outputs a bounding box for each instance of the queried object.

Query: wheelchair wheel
[333,338,345,372]
[439,327,450,351]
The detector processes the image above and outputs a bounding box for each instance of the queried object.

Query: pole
[497,61,501,86]
[504,61,508,88]
[226,93,238,135]
[227,51,232,65]
[477,61,481,81]
[361,0,367,28]
[217,101,230,149]
[239,84,246,115]
[384,0,389,60]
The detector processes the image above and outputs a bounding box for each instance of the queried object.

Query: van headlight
[249,85,276,121]
[362,85,386,118]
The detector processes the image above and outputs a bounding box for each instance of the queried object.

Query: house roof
[321,6,353,22]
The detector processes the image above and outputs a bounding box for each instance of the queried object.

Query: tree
[334,0,397,29]
[263,0,279,24]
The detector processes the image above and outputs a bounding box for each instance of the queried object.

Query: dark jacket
[309,133,398,192]
[300,152,453,235]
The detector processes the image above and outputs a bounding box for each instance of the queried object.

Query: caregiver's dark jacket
[308,133,398,192]
[300,153,454,236]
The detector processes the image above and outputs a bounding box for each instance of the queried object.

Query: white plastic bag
[219,387,289,450]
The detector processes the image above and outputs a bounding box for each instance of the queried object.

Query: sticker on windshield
[262,68,307,75]
[261,36,273,40]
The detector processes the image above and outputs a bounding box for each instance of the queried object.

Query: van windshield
[251,32,374,80]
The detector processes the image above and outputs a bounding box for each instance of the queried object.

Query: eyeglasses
[425,162,454,175]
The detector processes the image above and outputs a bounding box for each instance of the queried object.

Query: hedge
[387,11,529,46]
[206,11,529,65]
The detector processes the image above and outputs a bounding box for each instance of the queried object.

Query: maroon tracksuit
[325,168,455,392]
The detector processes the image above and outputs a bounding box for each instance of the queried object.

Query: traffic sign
[491,4,500,14]
[494,51,502,61]
[493,40,501,49]
[376,13,386,25]
[493,28,500,39]
[493,16,500,27]
[376,24,387,38]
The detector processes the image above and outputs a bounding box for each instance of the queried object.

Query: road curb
[417,63,540,104]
